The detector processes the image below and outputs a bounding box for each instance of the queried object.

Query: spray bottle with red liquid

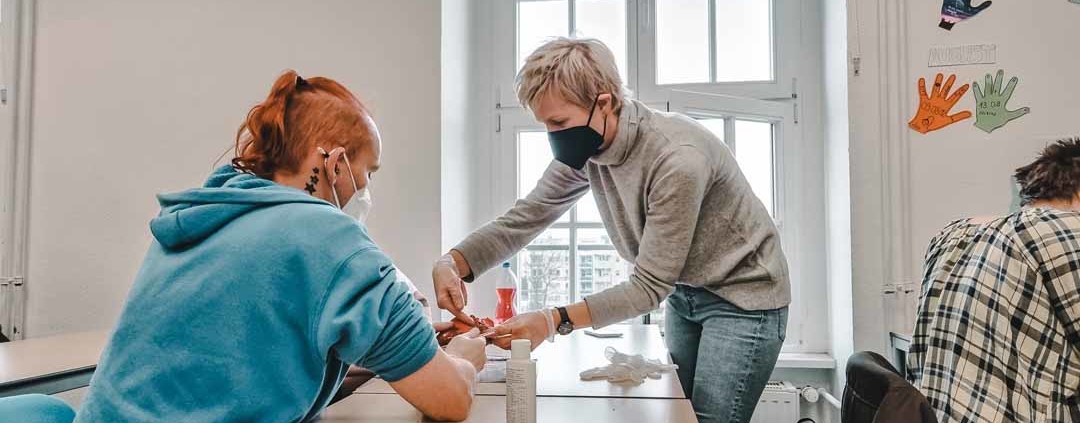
[494,262,518,324]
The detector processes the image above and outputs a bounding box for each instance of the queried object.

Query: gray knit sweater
[455,100,790,328]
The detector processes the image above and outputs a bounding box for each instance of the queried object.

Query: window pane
[530,228,570,246]
[577,190,604,222]
[576,250,630,299]
[517,250,571,311]
[518,0,569,72]
[578,228,614,245]
[697,118,726,144]
[518,130,570,222]
[575,0,628,84]
[656,0,709,84]
[735,120,774,215]
[715,0,773,82]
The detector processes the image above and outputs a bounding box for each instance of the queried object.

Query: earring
[304,167,319,194]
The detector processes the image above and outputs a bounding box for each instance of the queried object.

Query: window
[512,130,633,314]
[680,114,778,216]
[492,0,820,352]
[514,0,629,84]
[656,0,773,85]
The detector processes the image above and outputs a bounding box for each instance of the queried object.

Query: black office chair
[841,351,937,423]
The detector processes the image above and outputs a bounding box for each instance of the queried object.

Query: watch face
[557,321,574,335]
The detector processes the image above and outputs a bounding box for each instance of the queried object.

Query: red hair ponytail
[233,70,371,179]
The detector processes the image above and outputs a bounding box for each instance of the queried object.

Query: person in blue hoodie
[66,71,487,423]
[0,395,75,423]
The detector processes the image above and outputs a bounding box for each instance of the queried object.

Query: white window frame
[635,0,802,102]
[492,0,803,106]
[492,0,642,108]
[488,0,823,352]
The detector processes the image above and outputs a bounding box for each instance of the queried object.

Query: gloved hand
[973,69,1030,134]
[490,309,556,351]
[909,73,972,134]
[940,0,992,30]
[432,254,473,325]
[444,328,487,372]
[579,347,679,385]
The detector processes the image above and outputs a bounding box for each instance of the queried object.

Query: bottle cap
[502,262,511,268]
[511,339,531,359]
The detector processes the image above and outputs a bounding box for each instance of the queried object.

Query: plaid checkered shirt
[908,208,1080,423]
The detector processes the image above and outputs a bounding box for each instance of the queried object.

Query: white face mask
[322,148,374,224]
[342,186,373,224]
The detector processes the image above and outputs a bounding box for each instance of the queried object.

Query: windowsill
[775,352,836,369]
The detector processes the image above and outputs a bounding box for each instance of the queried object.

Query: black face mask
[547,95,606,170]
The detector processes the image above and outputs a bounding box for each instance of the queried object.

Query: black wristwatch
[555,306,574,335]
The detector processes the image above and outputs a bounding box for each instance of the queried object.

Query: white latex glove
[432,254,472,324]
[491,309,556,351]
[444,328,486,372]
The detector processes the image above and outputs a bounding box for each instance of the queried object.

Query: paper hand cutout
[909,73,972,135]
[973,69,1030,134]
[940,0,992,30]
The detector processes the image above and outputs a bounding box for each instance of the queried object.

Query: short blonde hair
[516,37,629,113]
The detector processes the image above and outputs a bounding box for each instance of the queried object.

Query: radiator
[748,381,800,423]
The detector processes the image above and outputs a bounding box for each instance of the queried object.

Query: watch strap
[556,306,571,326]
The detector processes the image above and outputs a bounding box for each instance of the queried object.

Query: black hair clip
[296,75,309,87]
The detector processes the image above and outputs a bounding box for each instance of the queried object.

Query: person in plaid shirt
[908,138,1080,423]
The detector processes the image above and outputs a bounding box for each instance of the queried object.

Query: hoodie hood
[150,165,331,250]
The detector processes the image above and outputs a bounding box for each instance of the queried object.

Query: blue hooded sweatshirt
[74,166,438,423]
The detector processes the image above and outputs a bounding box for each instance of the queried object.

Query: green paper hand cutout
[973,69,1030,134]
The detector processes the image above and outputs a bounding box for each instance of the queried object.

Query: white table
[4,326,695,422]
[323,393,698,423]
[0,331,107,397]
[357,325,684,399]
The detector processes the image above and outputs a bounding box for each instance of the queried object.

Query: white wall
[439,0,500,319]
[822,0,853,393]
[24,0,441,337]
[791,0,830,355]
[903,0,1080,278]
[844,0,1080,355]
[441,0,474,254]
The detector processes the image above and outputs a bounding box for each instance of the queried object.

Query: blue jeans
[0,394,75,423]
[665,285,787,423]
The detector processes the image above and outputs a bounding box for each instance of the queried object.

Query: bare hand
[432,321,455,334]
[444,328,486,372]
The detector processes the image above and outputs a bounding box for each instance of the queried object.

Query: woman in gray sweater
[432,38,790,423]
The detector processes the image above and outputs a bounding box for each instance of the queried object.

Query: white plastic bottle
[506,339,536,423]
